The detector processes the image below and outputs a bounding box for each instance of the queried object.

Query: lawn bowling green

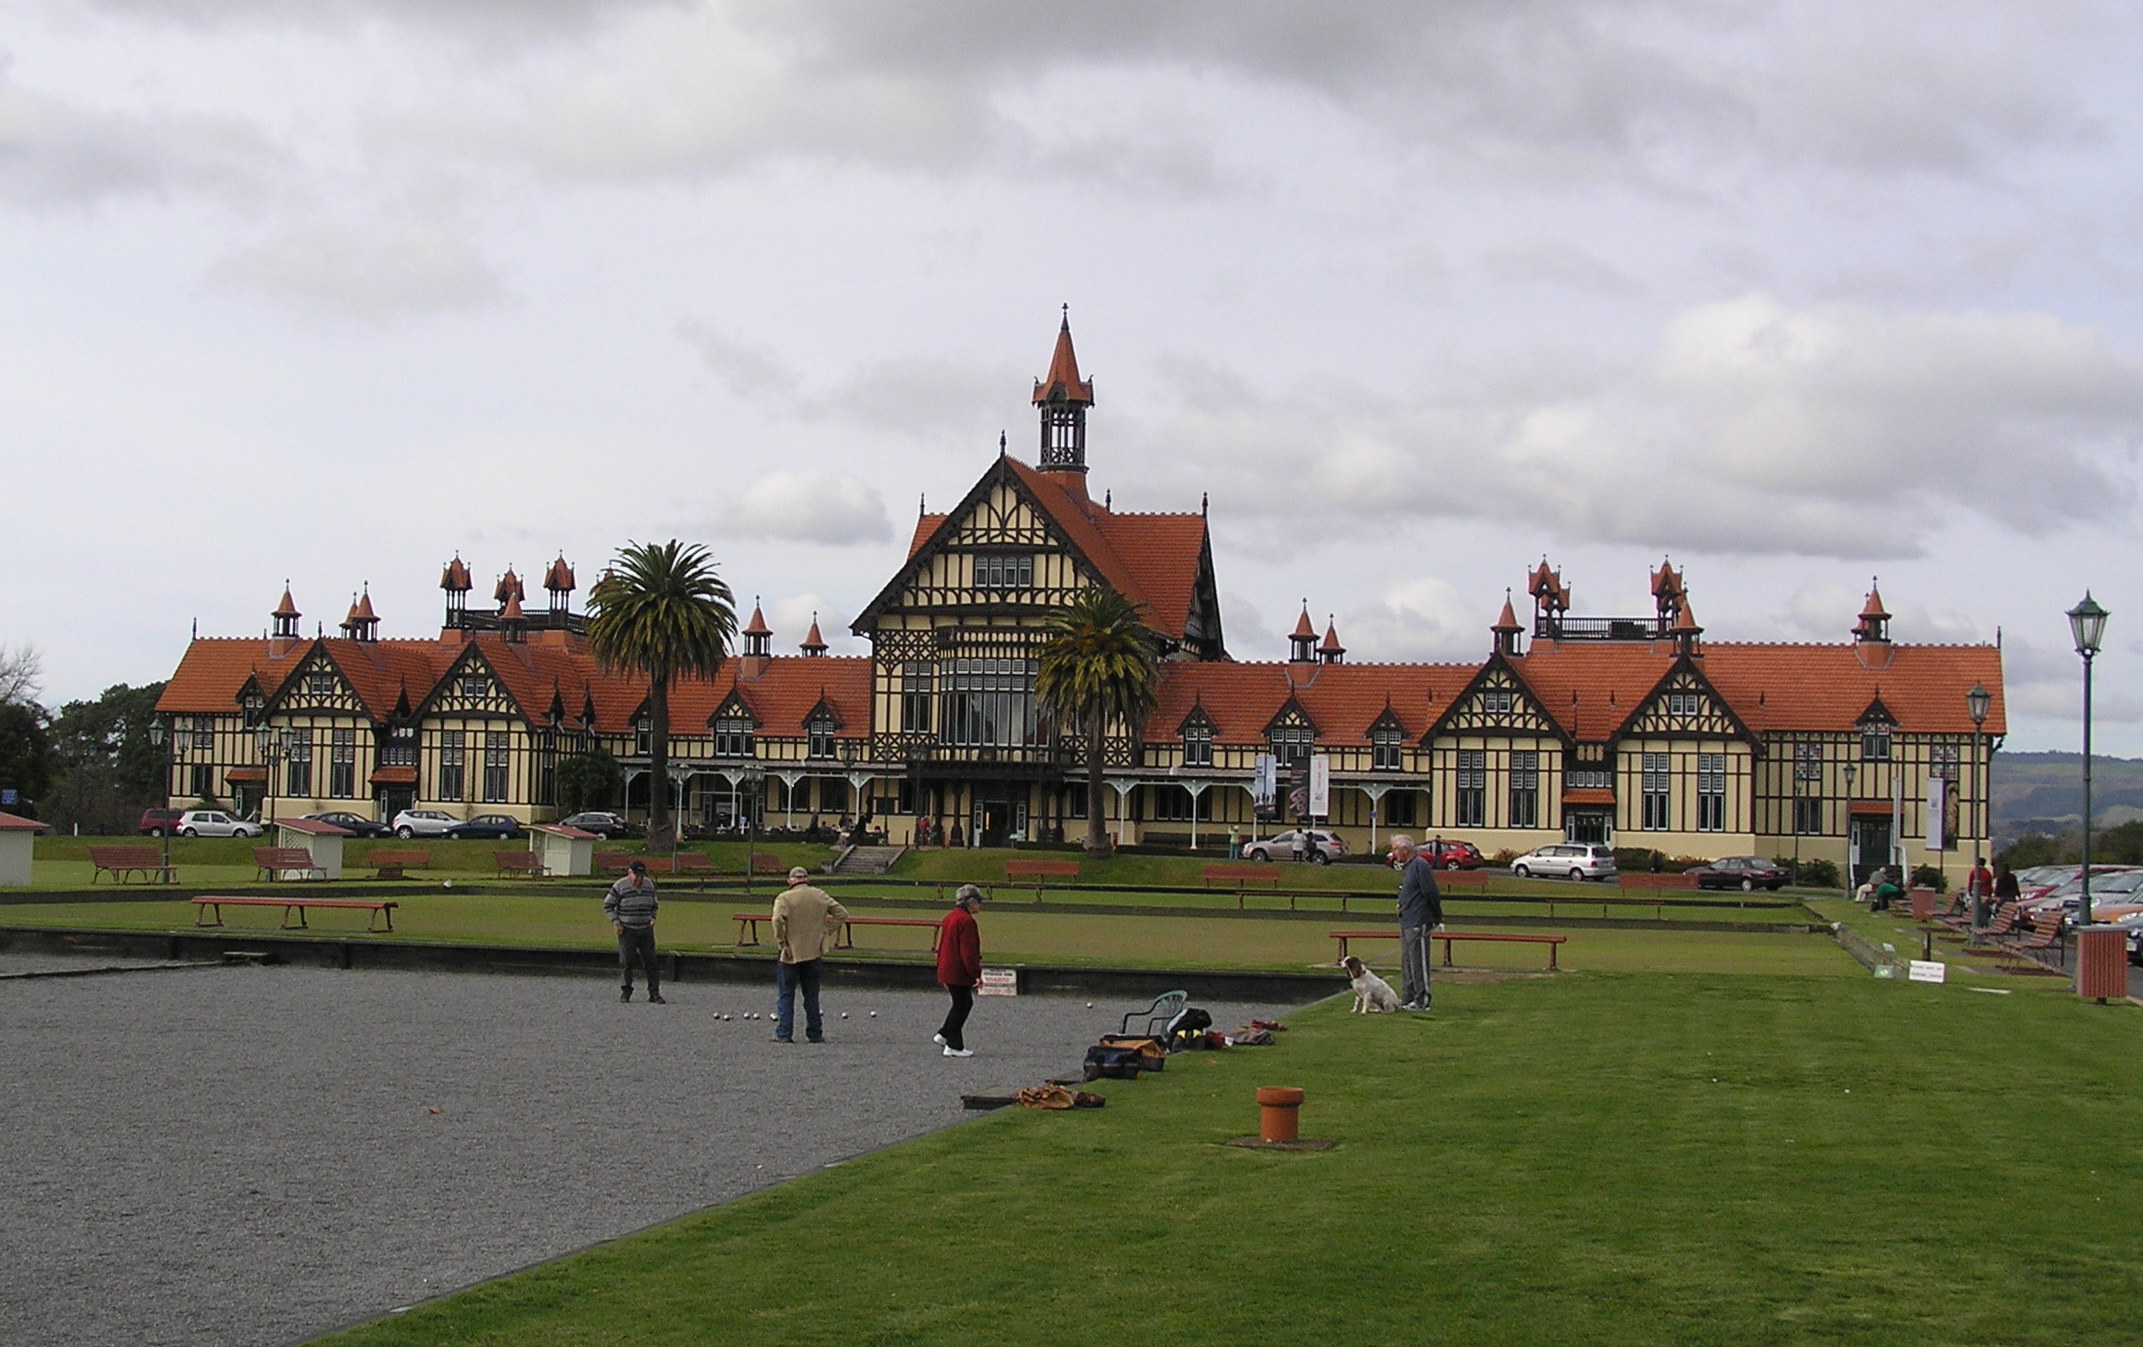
[0,960,1287,1347]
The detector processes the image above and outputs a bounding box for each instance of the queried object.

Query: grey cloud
[677,318,799,400]
[205,220,506,321]
[1480,241,1642,294]
[718,471,891,545]
[0,70,280,209]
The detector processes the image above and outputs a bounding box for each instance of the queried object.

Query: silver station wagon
[1510,842,1619,882]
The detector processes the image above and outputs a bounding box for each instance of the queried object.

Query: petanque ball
[1086,1002,1094,1009]
[841,1011,850,1019]
[869,1010,878,1018]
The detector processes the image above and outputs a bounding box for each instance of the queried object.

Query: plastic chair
[1119,990,1188,1037]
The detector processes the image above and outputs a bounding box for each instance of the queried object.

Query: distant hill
[1991,751,2143,842]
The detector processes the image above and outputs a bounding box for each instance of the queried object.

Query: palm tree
[1036,588,1159,858]
[585,540,736,846]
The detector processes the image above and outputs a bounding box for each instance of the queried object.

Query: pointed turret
[800,613,828,657]
[1319,616,1346,665]
[493,567,525,610]
[1855,580,1891,643]
[1673,593,1702,655]
[501,587,527,643]
[1033,306,1094,484]
[1651,557,1685,627]
[1493,590,1523,656]
[543,554,576,616]
[341,586,380,643]
[742,598,772,659]
[272,584,300,641]
[441,554,471,627]
[1288,603,1317,664]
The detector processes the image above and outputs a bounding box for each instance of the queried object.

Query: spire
[1855,578,1891,643]
[1673,592,1703,655]
[501,587,526,642]
[272,583,300,640]
[800,612,828,657]
[1493,589,1523,657]
[494,567,524,609]
[1033,307,1093,479]
[1319,616,1346,665]
[743,597,771,658]
[1289,602,1317,663]
[543,554,576,616]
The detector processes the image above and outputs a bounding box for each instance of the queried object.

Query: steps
[833,845,904,875]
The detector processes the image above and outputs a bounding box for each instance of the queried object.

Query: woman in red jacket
[934,884,985,1058]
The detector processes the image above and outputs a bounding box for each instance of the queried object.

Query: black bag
[1164,1007,1213,1049]
[1082,1044,1147,1080]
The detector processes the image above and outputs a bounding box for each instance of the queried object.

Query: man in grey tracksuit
[1390,835,1444,1011]
[604,860,663,1003]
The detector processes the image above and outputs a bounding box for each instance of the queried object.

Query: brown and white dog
[1340,954,1405,1014]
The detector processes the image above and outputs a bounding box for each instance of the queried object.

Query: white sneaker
[942,1046,973,1058]
[932,1033,947,1047]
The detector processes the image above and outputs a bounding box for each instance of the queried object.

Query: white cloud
[721,471,890,545]
[0,67,279,208]
[1339,577,1487,665]
[205,220,506,320]
[764,593,854,655]
[677,317,797,400]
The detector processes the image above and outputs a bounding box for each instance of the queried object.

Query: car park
[445,813,523,840]
[1511,842,1618,882]
[2023,867,2143,921]
[303,811,393,839]
[1241,828,1345,863]
[1684,856,1791,892]
[557,811,638,839]
[390,809,458,839]
[177,809,262,838]
[138,808,186,837]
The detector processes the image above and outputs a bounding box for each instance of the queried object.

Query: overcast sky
[3,1,2140,752]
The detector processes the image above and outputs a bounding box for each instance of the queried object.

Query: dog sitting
[1340,954,1405,1014]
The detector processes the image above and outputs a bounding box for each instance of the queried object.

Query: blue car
[444,813,523,840]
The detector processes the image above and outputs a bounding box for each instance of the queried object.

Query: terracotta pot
[1255,1086,1305,1143]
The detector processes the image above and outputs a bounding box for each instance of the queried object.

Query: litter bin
[1910,887,1936,922]
[2076,925,2129,1003]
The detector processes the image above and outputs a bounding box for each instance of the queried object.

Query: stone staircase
[832,845,904,875]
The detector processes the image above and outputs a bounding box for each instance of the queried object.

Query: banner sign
[1924,776,1947,852]
[1309,755,1331,816]
[1252,754,1277,810]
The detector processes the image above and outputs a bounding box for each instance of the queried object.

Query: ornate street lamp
[1842,760,1859,889]
[1966,682,1991,930]
[2068,593,2108,928]
[255,725,293,827]
[146,716,172,871]
[740,761,766,895]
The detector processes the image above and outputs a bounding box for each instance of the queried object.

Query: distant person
[1994,867,2020,904]
[1871,867,1903,913]
[1228,822,1242,860]
[1965,855,1995,924]
[934,884,986,1057]
[603,860,662,1004]
[770,866,848,1044]
[1387,835,1443,1012]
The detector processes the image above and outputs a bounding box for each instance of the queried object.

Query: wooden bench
[1331,928,1568,971]
[1204,864,1283,891]
[253,846,326,882]
[732,912,943,952]
[1004,858,1080,898]
[494,851,545,878]
[192,895,398,932]
[89,845,175,885]
[1617,872,1701,890]
[2005,911,2068,958]
[594,850,637,874]
[365,848,430,880]
[744,851,783,876]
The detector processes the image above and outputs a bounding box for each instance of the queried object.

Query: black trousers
[938,985,974,1050]
[618,926,659,994]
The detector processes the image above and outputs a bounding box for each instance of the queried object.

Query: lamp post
[1966,681,1991,930]
[256,726,291,829]
[667,764,691,862]
[1842,760,1859,890]
[2068,593,2109,928]
[741,762,765,895]
[146,716,173,872]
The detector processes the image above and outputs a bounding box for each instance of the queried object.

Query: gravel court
[0,963,1294,1347]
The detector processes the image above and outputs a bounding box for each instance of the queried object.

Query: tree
[43,682,166,834]
[0,642,41,707]
[1035,588,1159,858]
[555,746,625,814]
[0,702,55,815]
[585,540,735,846]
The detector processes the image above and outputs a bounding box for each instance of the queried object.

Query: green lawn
[316,970,2143,1347]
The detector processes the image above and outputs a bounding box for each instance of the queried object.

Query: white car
[391,809,457,839]
[1241,829,1345,863]
[177,809,262,838]
[1511,842,1619,882]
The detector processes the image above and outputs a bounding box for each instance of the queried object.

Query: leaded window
[1641,752,1671,830]
[1696,752,1725,832]
[1794,741,1822,781]
[329,729,356,799]
[1931,744,1960,780]
[439,730,465,801]
[1479,689,1513,716]
[1269,724,1314,766]
[974,553,1034,589]
[482,731,509,802]
[1509,750,1539,829]
[715,715,753,758]
[808,716,836,760]
[942,658,1040,748]
[1456,749,1486,828]
[1371,727,1403,771]
[1184,725,1213,768]
[1794,796,1823,835]
[1667,691,1699,718]
[191,715,215,752]
[286,732,313,797]
[1861,729,1892,762]
[900,662,934,735]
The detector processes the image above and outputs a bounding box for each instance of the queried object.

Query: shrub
[1796,857,1841,888]
[1489,848,1522,867]
[1667,856,1713,873]
[1912,863,1948,891]
[1613,847,1667,874]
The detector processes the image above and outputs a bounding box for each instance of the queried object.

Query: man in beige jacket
[771,866,849,1043]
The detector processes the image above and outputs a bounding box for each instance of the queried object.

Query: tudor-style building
[158,316,2004,881]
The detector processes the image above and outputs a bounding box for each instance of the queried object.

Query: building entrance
[1565,809,1612,844]
[1850,816,1892,886]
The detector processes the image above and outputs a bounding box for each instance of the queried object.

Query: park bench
[192,895,398,933]
[1616,872,1700,890]
[365,848,430,880]
[252,846,326,882]
[1203,864,1282,892]
[1330,928,1568,971]
[2005,911,2068,959]
[1004,858,1080,898]
[494,851,544,878]
[88,845,175,885]
[742,851,783,876]
[731,912,942,952]
[594,850,638,875]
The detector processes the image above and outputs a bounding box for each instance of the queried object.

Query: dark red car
[1685,856,1791,892]
[1423,839,1486,871]
[138,808,185,837]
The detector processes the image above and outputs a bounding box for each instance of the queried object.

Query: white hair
[1389,834,1416,853]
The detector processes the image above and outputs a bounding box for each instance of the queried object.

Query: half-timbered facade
[158,317,2004,880]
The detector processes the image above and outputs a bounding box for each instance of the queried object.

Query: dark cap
[628,860,647,874]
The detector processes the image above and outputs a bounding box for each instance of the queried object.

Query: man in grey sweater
[1389,835,1444,1012]
[603,860,663,1003]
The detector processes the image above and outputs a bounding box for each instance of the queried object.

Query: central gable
[1618,659,1755,744]
[264,643,368,719]
[1431,657,1561,740]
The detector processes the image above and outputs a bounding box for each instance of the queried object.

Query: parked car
[303,811,393,839]
[1510,842,1618,882]
[445,813,524,840]
[138,808,186,837]
[1685,856,1791,892]
[390,808,458,839]
[1242,828,1345,863]
[2023,867,2143,920]
[1421,839,1485,871]
[177,809,262,838]
[557,811,638,839]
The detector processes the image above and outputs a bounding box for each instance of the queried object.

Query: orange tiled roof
[1147,661,1470,744]
[1701,642,2005,736]
[440,557,472,592]
[743,602,771,637]
[1032,313,1094,406]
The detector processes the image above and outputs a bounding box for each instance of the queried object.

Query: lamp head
[2069,592,2109,657]
[1966,682,1991,727]
[148,718,165,749]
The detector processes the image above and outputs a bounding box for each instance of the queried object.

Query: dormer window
[1269,724,1313,766]
[1861,729,1891,762]
[715,715,754,758]
[1183,724,1213,768]
[1479,689,1513,716]
[807,716,836,759]
[974,553,1033,589]
[308,672,334,696]
[635,716,652,755]
[461,674,489,700]
[1667,692,1699,718]
[1371,727,1402,771]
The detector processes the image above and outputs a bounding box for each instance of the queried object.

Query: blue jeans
[775,958,823,1041]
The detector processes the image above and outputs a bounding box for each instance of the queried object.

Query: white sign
[1309,755,1331,816]
[1924,776,1947,851]
[1907,959,1947,984]
[979,967,1019,997]
[1253,754,1277,809]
